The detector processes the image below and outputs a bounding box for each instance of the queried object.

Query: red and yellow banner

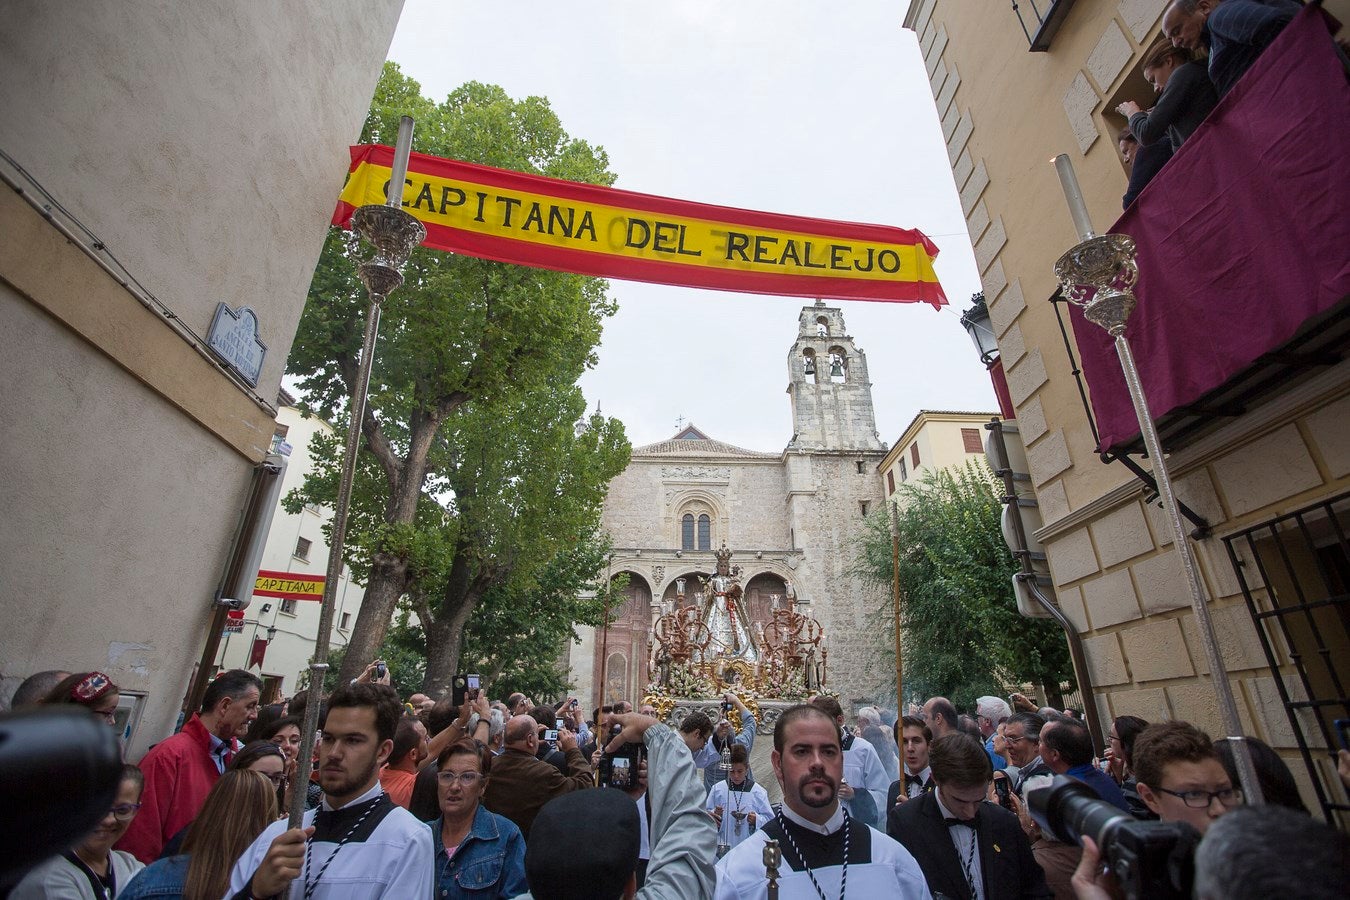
[254,570,326,601]
[333,145,946,307]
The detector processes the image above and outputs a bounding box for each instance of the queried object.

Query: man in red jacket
[117,668,262,862]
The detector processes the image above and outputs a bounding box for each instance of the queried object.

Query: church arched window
[697,514,711,551]
[803,349,817,383]
[816,316,829,337]
[681,514,695,550]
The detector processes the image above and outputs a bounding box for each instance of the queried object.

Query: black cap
[524,788,640,899]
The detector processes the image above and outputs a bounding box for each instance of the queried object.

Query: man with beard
[715,703,929,898]
[226,682,433,898]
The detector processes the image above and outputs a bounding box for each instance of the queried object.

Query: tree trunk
[336,552,411,683]
[1043,681,1065,710]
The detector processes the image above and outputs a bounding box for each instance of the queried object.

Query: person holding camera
[519,711,716,899]
[481,714,593,840]
[888,732,1050,900]
[703,693,758,792]
[716,703,929,899]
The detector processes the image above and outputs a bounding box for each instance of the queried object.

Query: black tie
[945,816,976,828]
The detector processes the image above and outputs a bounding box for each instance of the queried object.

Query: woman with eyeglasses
[430,737,527,898]
[119,769,277,900]
[11,764,145,898]
[256,714,322,811]
[42,671,122,727]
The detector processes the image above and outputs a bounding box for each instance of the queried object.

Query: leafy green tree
[857,460,1073,711]
[411,399,629,695]
[287,64,622,684]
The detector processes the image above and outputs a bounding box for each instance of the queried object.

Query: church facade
[568,304,891,711]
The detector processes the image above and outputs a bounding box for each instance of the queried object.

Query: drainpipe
[988,419,1104,752]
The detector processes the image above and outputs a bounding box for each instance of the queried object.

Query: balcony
[1067,6,1350,457]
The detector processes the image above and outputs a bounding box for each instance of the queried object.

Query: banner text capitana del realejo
[333,145,947,307]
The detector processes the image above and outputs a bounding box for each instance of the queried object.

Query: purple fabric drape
[1070,5,1350,452]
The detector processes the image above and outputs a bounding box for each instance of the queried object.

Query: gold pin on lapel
[993,844,1002,853]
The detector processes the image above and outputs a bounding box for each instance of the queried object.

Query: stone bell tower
[786,302,884,452]
[782,302,889,706]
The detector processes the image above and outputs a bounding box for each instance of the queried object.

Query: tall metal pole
[288,118,424,827]
[1050,154,1263,805]
[890,499,906,798]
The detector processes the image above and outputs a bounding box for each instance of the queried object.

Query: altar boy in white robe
[715,704,929,900]
[707,744,775,855]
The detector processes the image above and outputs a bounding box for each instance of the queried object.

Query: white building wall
[214,407,367,697]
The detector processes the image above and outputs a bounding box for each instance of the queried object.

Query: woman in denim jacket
[430,737,527,898]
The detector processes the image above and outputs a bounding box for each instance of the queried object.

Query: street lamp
[959,291,1015,418]
[266,625,277,643]
[959,292,999,366]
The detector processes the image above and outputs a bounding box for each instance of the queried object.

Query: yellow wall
[905,0,1350,816]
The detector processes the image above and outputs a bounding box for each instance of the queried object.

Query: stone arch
[802,347,818,383]
[742,571,791,626]
[661,569,713,610]
[593,571,652,709]
[816,315,830,337]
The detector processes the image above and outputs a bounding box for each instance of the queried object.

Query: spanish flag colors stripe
[333,145,946,307]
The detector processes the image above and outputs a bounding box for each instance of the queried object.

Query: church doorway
[594,571,651,706]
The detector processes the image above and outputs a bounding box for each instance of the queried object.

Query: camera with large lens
[1028,775,1200,900]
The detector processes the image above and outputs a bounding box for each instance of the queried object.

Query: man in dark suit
[888,732,1050,900]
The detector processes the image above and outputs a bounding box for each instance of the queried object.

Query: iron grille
[1223,492,1350,826]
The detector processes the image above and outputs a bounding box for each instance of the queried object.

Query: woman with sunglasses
[42,671,122,727]
[119,769,277,900]
[11,764,145,898]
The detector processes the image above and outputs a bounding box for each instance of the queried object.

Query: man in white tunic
[715,704,929,899]
[227,682,433,899]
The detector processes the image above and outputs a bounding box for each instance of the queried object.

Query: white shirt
[713,803,930,899]
[904,764,932,798]
[227,782,434,898]
[842,733,891,817]
[935,787,986,900]
[707,780,775,850]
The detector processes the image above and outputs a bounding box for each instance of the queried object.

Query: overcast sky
[386,1,995,451]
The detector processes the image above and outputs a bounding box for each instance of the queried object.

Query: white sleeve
[705,782,724,811]
[751,786,775,820]
[225,819,286,898]
[861,745,890,811]
[379,822,434,899]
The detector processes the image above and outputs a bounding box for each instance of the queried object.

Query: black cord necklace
[303,795,382,899]
[774,808,850,900]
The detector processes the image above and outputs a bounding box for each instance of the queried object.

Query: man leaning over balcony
[1162,0,1301,97]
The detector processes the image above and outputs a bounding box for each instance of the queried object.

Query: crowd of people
[5,664,1349,899]
[1114,0,1308,208]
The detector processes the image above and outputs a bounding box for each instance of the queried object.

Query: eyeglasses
[1154,786,1243,809]
[258,772,286,786]
[94,708,118,725]
[1003,734,1030,745]
[437,771,484,787]
[108,803,141,823]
